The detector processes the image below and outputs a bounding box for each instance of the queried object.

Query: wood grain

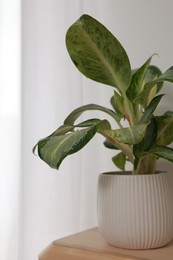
[39,228,173,260]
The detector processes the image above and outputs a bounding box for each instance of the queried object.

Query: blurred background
[1,0,173,259]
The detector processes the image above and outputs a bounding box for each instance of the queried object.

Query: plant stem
[98,130,134,163]
[113,141,134,163]
[135,155,156,174]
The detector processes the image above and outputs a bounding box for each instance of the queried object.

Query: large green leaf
[33,125,75,154]
[126,56,152,102]
[104,124,148,145]
[145,146,173,164]
[64,103,121,126]
[156,113,173,146]
[66,14,131,92]
[37,123,100,169]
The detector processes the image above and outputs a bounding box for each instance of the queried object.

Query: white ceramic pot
[97,172,173,249]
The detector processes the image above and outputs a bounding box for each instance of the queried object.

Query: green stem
[99,130,134,163]
[135,155,156,174]
[114,142,134,164]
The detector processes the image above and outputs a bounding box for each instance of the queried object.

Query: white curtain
[1,0,173,259]
[0,0,21,259]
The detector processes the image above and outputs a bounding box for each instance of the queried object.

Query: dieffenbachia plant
[33,14,173,174]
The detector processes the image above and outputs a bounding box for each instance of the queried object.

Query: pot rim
[100,171,168,176]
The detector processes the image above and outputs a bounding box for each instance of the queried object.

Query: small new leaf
[112,152,126,170]
[126,56,152,102]
[103,139,119,150]
[111,91,125,117]
[134,65,163,106]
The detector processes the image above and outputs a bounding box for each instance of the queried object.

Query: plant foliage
[34,14,173,174]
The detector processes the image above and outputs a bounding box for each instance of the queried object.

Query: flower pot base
[97,172,173,249]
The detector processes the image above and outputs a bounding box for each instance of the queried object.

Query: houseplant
[34,14,173,249]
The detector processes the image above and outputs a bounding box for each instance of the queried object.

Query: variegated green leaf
[134,65,163,106]
[97,119,111,132]
[156,113,173,146]
[37,124,100,169]
[51,125,75,137]
[140,94,164,123]
[66,14,131,92]
[111,91,125,117]
[104,124,148,145]
[112,152,126,170]
[126,56,152,102]
[144,64,160,79]
[145,146,173,164]
[134,117,158,157]
[144,65,162,91]
[142,67,173,96]
[138,67,173,105]
[150,66,173,84]
[64,103,120,126]
[33,125,75,154]
[77,119,101,127]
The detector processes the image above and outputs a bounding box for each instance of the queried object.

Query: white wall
[22,1,173,259]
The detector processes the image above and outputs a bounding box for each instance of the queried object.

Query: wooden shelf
[39,227,173,260]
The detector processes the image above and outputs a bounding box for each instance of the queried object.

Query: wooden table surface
[39,227,173,260]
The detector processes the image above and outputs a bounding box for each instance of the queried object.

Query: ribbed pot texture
[97,172,173,249]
